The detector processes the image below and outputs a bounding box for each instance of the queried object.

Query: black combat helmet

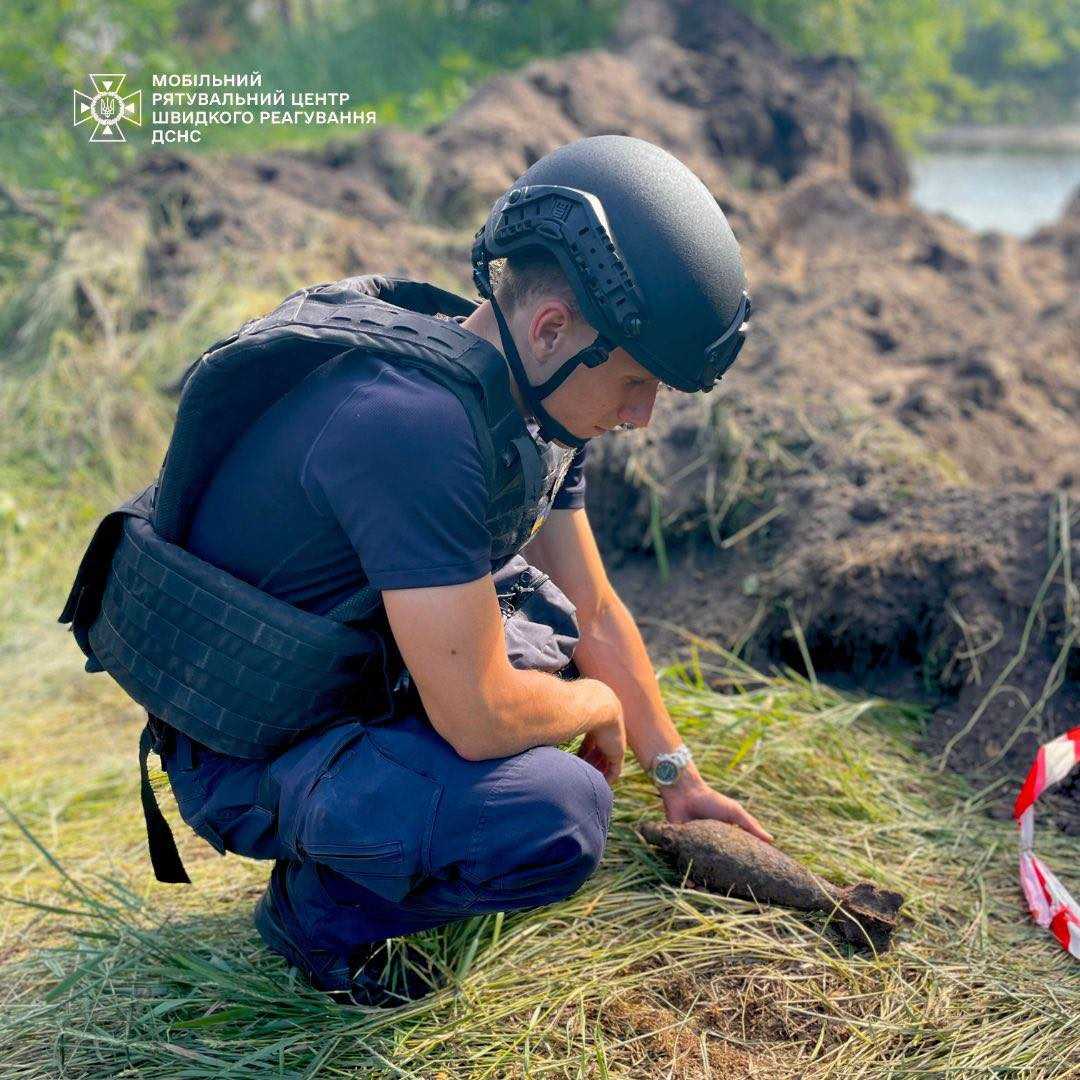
[471,134,751,449]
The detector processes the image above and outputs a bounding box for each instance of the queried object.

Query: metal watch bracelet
[649,743,693,786]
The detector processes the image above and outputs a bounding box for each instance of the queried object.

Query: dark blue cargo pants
[160,686,614,982]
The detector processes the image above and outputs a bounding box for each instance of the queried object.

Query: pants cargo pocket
[209,804,276,858]
[295,730,442,905]
[162,732,281,861]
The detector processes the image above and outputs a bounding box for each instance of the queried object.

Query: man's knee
[466,745,613,900]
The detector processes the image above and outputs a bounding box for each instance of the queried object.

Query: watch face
[654,760,678,784]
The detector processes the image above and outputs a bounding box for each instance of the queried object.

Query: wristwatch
[649,743,693,786]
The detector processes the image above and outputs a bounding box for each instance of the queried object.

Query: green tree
[952,0,1080,122]
[729,0,1079,142]
[0,0,179,270]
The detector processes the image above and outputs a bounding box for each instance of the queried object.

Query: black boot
[254,862,444,1007]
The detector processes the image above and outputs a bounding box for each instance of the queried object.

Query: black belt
[139,714,191,884]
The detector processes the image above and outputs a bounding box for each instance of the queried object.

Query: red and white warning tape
[1012,726,1080,959]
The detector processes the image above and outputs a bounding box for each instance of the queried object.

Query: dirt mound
[74,1,1078,820]
[624,482,1078,826]
[1030,182,1080,280]
[616,0,910,197]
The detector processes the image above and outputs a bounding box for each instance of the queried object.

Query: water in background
[910,150,1080,237]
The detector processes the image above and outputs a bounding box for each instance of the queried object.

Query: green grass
[0,635,1076,1077]
[194,0,622,155]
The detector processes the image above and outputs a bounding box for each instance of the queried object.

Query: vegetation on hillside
[730,0,1079,145]
[0,0,620,287]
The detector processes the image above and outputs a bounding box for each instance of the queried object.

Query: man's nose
[617,387,658,429]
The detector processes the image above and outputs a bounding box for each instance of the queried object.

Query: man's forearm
[466,666,620,760]
[571,587,703,786]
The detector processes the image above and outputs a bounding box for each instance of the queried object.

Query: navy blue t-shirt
[185,341,585,616]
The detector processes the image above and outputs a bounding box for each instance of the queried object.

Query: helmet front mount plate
[699,290,751,392]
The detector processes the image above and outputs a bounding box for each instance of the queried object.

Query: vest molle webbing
[59,275,573,881]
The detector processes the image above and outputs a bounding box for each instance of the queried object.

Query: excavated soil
[75,0,1079,826]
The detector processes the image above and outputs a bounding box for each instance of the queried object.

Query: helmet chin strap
[485,289,612,451]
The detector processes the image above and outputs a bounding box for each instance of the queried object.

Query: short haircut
[490,247,582,322]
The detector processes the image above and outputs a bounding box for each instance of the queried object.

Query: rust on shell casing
[639,818,903,951]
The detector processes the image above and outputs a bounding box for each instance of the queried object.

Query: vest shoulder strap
[153,278,525,547]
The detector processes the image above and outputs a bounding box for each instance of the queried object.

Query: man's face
[515,296,662,442]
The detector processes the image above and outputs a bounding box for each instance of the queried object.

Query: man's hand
[660,773,773,844]
[525,508,768,829]
[577,712,625,787]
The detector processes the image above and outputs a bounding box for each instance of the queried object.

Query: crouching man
[61,135,768,1007]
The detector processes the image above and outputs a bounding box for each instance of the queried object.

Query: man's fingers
[734,806,773,845]
[590,750,620,786]
[578,741,606,775]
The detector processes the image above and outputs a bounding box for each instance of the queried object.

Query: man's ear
[529,299,575,368]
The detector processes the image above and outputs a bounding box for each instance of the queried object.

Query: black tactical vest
[58,275,578,881]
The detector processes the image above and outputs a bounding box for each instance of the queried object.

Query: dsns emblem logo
[73,74,141,143]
